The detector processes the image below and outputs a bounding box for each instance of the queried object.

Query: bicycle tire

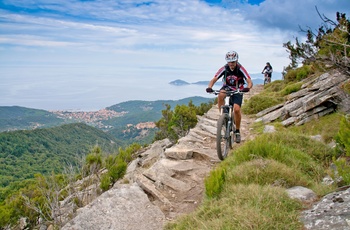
[216,113,232,160]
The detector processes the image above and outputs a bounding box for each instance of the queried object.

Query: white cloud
[0,0,348,110]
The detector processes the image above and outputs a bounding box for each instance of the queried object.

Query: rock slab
[62,183,165,230]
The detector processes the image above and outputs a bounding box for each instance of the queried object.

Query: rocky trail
[62,72,350,230]
[62,85,264,230]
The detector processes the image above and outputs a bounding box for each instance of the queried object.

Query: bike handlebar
[208,88,250,95]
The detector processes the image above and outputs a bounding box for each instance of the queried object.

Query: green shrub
[264,80,285,92]
[73,197,83,208]
[0,204,12,228]
[108,159,127,183]
[242,94,283,114]
[333,115,350,185]
[284,69,298,83]
[280,82,303,96]
[105,155,115,169]
[296,65,313,81]
[283,65,314,83]
[335,115,350,156]
[333,157,350,185]
[85,146,103,175]
[204,167,226,199]
[100,174,111,191]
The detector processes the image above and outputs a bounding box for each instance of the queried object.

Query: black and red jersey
[214,63,251,90]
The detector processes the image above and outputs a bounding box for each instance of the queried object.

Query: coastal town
[51,109,156,130]
[51,109,125,123]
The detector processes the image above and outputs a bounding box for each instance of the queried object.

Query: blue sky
[1,0,349,111]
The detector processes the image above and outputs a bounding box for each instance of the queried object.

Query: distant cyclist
[262,62,273,84]
[206,50,253,143]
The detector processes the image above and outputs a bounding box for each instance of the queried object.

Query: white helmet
[225,51,239,62]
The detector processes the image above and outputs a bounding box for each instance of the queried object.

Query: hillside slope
[0,123,120,188]
[105,96,213,128]
[0,106,65,132]
[0,97,214,145]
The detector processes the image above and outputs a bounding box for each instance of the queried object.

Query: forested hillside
[0,123,120,188]
[105,96,213,128]
[0,106,65,132]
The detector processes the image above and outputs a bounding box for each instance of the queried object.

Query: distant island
[169,79,191,86]
[169,79,213,86]
[169,78,266,86]
[169,72,282,86]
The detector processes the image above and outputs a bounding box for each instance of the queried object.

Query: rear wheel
[216,114,232,160]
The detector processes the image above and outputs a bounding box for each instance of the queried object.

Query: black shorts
[220,86,244,107]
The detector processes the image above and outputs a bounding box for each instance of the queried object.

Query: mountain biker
[262,62,273,83]
[206,50,253,143]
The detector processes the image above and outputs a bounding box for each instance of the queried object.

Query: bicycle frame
[210,89,244,160]
[222,96,233,136]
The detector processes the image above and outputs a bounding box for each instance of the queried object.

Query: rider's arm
[238,65,252,89]
[208,76,218,88]
[246,77,253,89]
[209,66,225,88]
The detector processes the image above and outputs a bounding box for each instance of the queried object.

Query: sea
[1,69,277,112]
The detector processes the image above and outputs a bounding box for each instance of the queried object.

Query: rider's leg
[233,104,242,143]
[217,90,226,112]
[232,94,243,143]
[233,104,241,130]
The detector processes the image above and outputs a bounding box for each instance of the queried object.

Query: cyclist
[206,50,253,143]
[262,62,273,84]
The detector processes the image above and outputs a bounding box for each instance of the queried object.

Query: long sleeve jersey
[214,63,251,90]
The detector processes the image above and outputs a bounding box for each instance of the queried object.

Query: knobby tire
[216,113,232,160]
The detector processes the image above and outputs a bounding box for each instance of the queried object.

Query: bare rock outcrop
[255,70,350,126]
[62,183,165,230]
[301,187,350,230]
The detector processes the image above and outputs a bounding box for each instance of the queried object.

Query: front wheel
[216,114,232,160]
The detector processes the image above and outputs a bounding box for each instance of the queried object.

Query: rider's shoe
[235,132,241,143]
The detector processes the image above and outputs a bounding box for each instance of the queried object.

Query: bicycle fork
[221,96,233,140]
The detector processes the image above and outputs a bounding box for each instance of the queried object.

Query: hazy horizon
[1,72,272,112]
